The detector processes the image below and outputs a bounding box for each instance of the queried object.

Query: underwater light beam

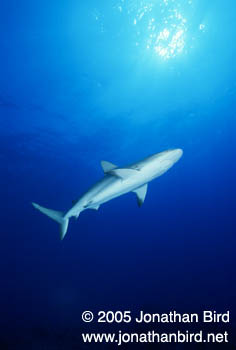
[121,0,191,60]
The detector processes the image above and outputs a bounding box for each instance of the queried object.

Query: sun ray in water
[112,0,206,60]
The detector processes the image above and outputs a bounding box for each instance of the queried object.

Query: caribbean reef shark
[32,149,183,240]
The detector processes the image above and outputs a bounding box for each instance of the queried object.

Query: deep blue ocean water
[0,0,235,348]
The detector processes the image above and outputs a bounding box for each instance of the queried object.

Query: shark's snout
[175,148,183,159]
[166,148,183,163]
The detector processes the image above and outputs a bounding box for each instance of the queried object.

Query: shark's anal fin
[101,160,117,173]
[109,168,139,179]
[133,184,148,207]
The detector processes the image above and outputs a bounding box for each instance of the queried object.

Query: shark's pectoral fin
[133,184,148,207]
[101,160,117,173]
[109,168,139,179]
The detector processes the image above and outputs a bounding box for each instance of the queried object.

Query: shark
[32,149,183,240]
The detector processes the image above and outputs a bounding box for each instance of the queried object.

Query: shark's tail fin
[32,202,69,240]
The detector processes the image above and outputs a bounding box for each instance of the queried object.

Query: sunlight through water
[111,0,206,60]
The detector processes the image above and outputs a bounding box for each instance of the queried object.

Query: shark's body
[32,149,183,239]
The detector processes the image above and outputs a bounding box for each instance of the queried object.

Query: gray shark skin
[32,149,183,240]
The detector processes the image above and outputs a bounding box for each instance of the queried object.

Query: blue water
[0,0,235,348]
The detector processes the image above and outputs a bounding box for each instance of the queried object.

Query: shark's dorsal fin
[133,184,148,207]
[101,160,117,173]
[110,168,139,179]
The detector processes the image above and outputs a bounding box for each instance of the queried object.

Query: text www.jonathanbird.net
[81,310,230,346]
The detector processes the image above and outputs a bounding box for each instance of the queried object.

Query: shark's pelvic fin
[32,202,69,240]
[90,204,100,210]
[84,201,100,210]
[133,184,148,207]
[101,160,117,173]
[109,168,139,179]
